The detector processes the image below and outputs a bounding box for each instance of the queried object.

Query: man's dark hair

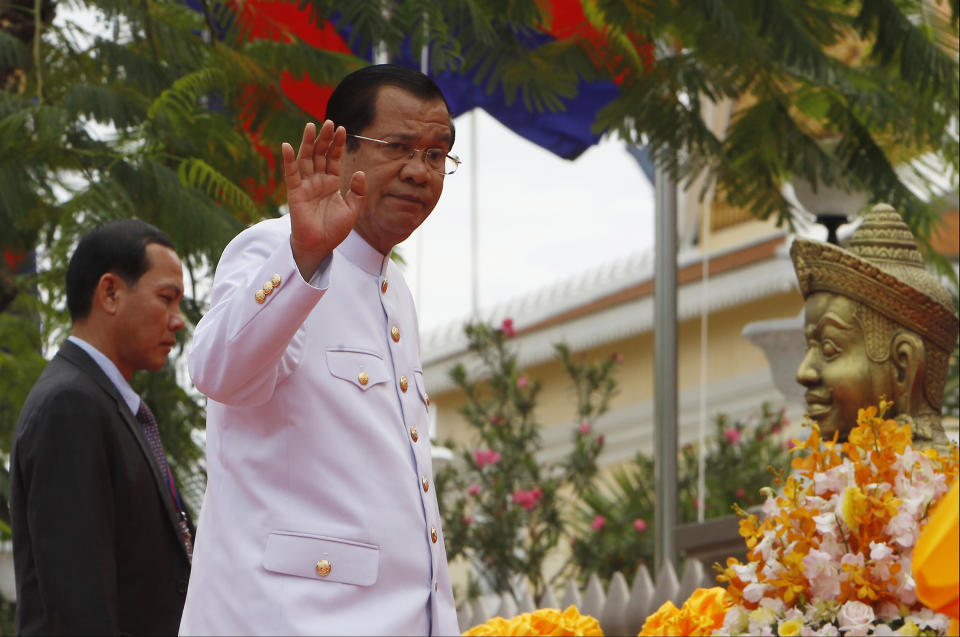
[66,218,175,321]
[326,63,455,151]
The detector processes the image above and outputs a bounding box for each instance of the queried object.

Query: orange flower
[463,605,602,637]
[640,588,730,636]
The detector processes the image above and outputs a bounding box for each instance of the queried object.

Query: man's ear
[95,273,122,316]
[891,331,925,413]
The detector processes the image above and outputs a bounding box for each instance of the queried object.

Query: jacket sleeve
[15,388,121,634]
[188,220,331,407]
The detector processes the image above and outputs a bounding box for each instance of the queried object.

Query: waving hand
[283,120,365,279]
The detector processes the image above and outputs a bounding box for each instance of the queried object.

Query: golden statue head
[790,203,958,447]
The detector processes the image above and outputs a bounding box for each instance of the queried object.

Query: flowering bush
[715,400,959,636]
[462,605,602,636]
[567,404,793,584]
[435,321,620,604]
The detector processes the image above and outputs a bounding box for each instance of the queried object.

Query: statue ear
[891,331,924,410]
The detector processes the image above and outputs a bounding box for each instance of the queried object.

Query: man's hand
[283,120,365,280]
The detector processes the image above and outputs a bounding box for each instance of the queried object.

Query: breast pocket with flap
[262,530,380,586]
[325,348,389,391]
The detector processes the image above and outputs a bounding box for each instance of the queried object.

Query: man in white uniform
[179,64,461,635]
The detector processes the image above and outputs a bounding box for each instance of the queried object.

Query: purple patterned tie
[136,400,194,561]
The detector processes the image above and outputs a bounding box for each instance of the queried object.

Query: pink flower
[735,488,746,499]
[512,487,544,511]
[633,518,647,532]
[467,484,481,496]
[591,515,605,531]
[579,421,591,435]
[723,428,741,445]
[500,318,516,337]
[516,376,528,389]
[461,516,473,525]
[473,449,501,469]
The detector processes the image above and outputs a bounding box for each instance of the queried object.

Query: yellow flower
[841,486,868,531]
[778,617,803,636]
[463,605,602,637]
[640,589,730,636]
[895,620,920,636]
[640,600,681,636]
[749,605,777,626]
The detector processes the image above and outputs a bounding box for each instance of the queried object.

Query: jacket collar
[338,230,391,278]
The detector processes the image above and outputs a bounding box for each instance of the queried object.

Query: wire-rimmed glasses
[347,134,461,175]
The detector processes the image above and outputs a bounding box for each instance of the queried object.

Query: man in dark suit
[10,218,194,635]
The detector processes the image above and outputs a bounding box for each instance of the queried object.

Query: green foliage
[435,320,620,604]
[567,403,794,585]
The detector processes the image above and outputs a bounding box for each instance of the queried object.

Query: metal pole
[653,150,678,574]
[469,110,479,317]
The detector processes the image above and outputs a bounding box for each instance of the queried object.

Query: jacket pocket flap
[262,531,380,586]
[325,348,388,391]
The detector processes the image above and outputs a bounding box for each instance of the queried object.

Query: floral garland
[713,401,958,636]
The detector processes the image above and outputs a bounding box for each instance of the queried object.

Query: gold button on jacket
[399,376,408,392]
[315,560,331,577]
[390,326,400,342]
[357,371,369,386]
[410,427,419,442]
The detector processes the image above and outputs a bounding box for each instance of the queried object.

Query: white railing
[457,559,717,636]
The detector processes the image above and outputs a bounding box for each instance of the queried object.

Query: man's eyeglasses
[347,134,462,175]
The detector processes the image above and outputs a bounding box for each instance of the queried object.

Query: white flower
[869,541,894,561]
[731,561,757,582]
[905,607,950,633]
[836,600,875,634]
[803,548,841,599]
[743,581,769,603]
[759,596,786,616]
[886,510,918,548]
[722,606,749,635]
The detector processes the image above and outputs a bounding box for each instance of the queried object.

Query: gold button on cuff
[358,371,369,386]
[390,326,400,342]
[430,527,438,543]
[381,280,388,294]
[400,376,408,392]
[315,560,331,577]
[410,427,419,442]
[262,281,274,295]
[422,476,429,492]
[425,394,430,407]
[255,289,266,304]
[271,273,282,287]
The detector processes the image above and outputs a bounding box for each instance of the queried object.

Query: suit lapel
[57,341,193,561]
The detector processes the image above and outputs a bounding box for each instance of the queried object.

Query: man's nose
[170,308,186,332]
[399,151,431,182]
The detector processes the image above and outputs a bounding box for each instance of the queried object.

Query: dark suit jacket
[10,341,193,636]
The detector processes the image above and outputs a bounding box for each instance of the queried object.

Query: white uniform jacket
[179,217,458,636]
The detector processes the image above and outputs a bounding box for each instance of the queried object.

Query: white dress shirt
[67,335,140,415]
[179,217,458,636]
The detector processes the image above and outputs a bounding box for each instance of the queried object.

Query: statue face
[796,292,895,440]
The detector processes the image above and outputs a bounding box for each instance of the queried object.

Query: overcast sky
[398,108,655,333]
